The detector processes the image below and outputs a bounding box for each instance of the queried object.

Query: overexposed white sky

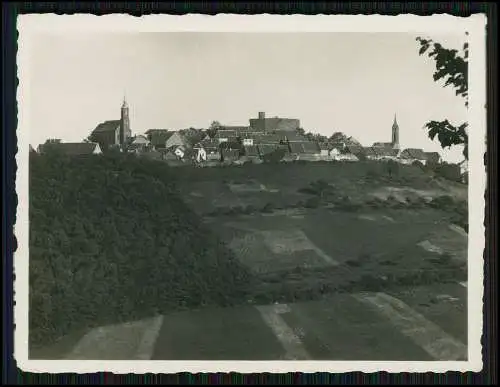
[29,32,468,162]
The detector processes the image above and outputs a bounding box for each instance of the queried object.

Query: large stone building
[249,112,300,132]
[89,97,132,150]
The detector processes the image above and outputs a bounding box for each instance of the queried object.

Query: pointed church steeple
[122,93,128,109]
[120,94,131,146]
[391,113,400,150]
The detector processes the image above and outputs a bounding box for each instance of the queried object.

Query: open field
[173,162,467,218]
[30,159,468,360]
[33,282,467,361]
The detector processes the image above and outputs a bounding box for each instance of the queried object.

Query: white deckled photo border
[15,13,487,374]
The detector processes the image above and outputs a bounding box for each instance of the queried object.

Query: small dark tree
[386,160,400,179]
[416,34,469,159]
[207,121,221,139]
[296,127,306,136]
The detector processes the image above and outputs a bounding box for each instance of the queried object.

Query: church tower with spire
[120,95,131,146]
[391,114,400,150]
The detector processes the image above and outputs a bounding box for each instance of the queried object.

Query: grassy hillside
[171,160,468,229]
[29,153,252,347]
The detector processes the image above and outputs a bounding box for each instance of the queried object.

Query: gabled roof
[301,141,321,154]
[165,131,191,148]
[401,148,427,160]
[38,142,101,155]
[92,120,120,133]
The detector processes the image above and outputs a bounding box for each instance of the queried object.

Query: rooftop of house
[257,144,280,155]
[372,147,399,157]
[402,148,428,160]
[252,133,283,144]
[131,135,150,143]
[92,120,121,133]
[145,129,175,145]
[302,141,321,154]
[373,142,394,148]
[214,131,239,141]
[273,130,303,142]
[288,142,305,154]
[38,142,101,155]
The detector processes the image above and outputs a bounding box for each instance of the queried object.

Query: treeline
[29,153,251,347]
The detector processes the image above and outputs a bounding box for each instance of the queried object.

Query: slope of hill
[29,153,252,348]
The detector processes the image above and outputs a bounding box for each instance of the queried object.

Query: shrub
[29,154,252,347]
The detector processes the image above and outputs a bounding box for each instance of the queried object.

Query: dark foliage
[206,121,221,139]
[416,36,469,159]
[29,153,251,347]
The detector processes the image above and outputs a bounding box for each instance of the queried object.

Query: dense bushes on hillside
[29,153,251,347]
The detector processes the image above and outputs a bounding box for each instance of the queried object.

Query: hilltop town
[33,98,468,181]
[29,97,470,360]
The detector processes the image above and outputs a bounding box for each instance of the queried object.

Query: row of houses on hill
[33,99,460,174]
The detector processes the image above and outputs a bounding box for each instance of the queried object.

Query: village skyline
[28,32,467,163]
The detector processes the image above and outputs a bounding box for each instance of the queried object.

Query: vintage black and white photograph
[15,14,486,373]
